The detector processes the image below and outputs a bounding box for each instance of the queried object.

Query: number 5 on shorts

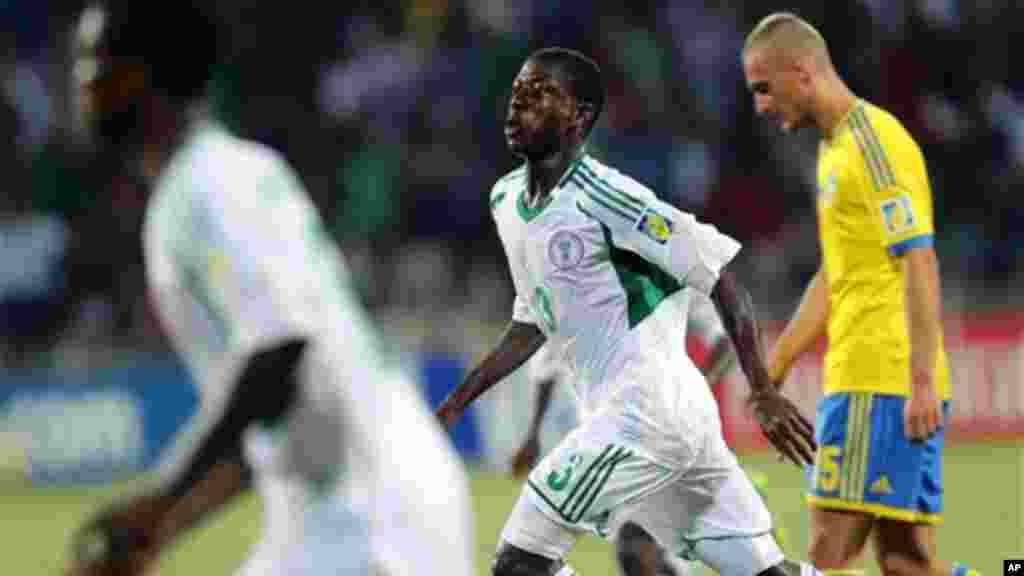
[815,445,841,493]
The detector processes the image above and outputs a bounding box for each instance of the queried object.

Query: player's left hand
[748,389,817,467]
[65,495,164,576]
[905,384,942,441]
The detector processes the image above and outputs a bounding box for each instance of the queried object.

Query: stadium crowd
[1,0,1021,368]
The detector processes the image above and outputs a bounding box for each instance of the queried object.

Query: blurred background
[0,1,1021,574]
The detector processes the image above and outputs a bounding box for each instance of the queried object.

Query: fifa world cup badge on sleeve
[637,209,674,244]
[880,195,915,236]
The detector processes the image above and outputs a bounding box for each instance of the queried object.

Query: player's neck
[526,146,582,206]
[816,78,858,140]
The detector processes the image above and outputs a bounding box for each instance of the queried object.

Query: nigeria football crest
[548,230,585,270]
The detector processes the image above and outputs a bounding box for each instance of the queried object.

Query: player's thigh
[808,506,875,568]
[870,518,936,571]
[615,521,663,576]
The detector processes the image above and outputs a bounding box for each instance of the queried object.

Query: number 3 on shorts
[815,445,841,493]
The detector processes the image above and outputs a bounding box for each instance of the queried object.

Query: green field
[3,441,1020,575]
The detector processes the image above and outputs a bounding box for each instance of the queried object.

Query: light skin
[743,27,952,576]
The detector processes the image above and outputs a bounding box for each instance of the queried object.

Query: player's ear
[575,101,594,136]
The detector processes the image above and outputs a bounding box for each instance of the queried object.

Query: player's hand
[905,384,942,441]
[65,495,164,576]
[435,401,463,431]
[510,436,541,478]
[748,389,816,468]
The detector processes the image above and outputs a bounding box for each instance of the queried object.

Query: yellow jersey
[816,99,950,399]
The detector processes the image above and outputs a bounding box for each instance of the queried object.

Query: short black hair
[95,0,224,103]
[527,47,604,137]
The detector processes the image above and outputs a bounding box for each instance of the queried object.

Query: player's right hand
[748,389,817,468]
[510,436,541,478]
[65,496,163,576]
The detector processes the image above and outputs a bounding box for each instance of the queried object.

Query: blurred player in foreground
[742,12,979,576]
[437,47,820,576]
[511,294,786,576]
[66,2,472,575]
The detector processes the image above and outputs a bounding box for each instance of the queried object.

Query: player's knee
[492,541,562,576]
[808,530,858,570]
[877,553,924,576]
[616,522,660,576]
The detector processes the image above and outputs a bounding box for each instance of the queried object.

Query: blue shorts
[806,392,949,524]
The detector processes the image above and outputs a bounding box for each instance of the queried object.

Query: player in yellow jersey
[741,12,980,576]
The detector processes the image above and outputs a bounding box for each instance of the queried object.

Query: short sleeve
[872,183,934,257]
[853,109,936,257]
[576,181,741,295]
[198,154,329,354]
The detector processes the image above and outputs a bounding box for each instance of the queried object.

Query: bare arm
[437,321,546,429]
[903,246,943,439]
[905,247,941,392]
[709,270,772,396]
[766,268,829,385]
[701,336,736,389]
[710,269,816,466]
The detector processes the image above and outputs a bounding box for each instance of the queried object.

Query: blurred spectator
[1,1,1021,370]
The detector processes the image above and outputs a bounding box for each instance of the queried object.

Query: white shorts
[501,425,783,576]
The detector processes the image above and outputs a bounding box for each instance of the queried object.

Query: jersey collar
[825,98,862,144]
[517,151,587,223]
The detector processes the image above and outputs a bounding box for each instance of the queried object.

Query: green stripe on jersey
[599,223,683,329]
[574,176,639,223]
[578,162,646,210]
[575,170,645,221]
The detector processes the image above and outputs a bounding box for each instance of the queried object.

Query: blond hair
[743,12,831,67]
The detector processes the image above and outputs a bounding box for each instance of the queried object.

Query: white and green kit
[491,153,783,574]
[143,119,472,576]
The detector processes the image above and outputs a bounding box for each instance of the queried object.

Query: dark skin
[437,56,816,576]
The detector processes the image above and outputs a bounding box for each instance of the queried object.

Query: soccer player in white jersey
[64,3,472,575]
[436,47,819,576]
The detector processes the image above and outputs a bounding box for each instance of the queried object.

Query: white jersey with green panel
[490,153,740,468]
[143,119,472,576]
